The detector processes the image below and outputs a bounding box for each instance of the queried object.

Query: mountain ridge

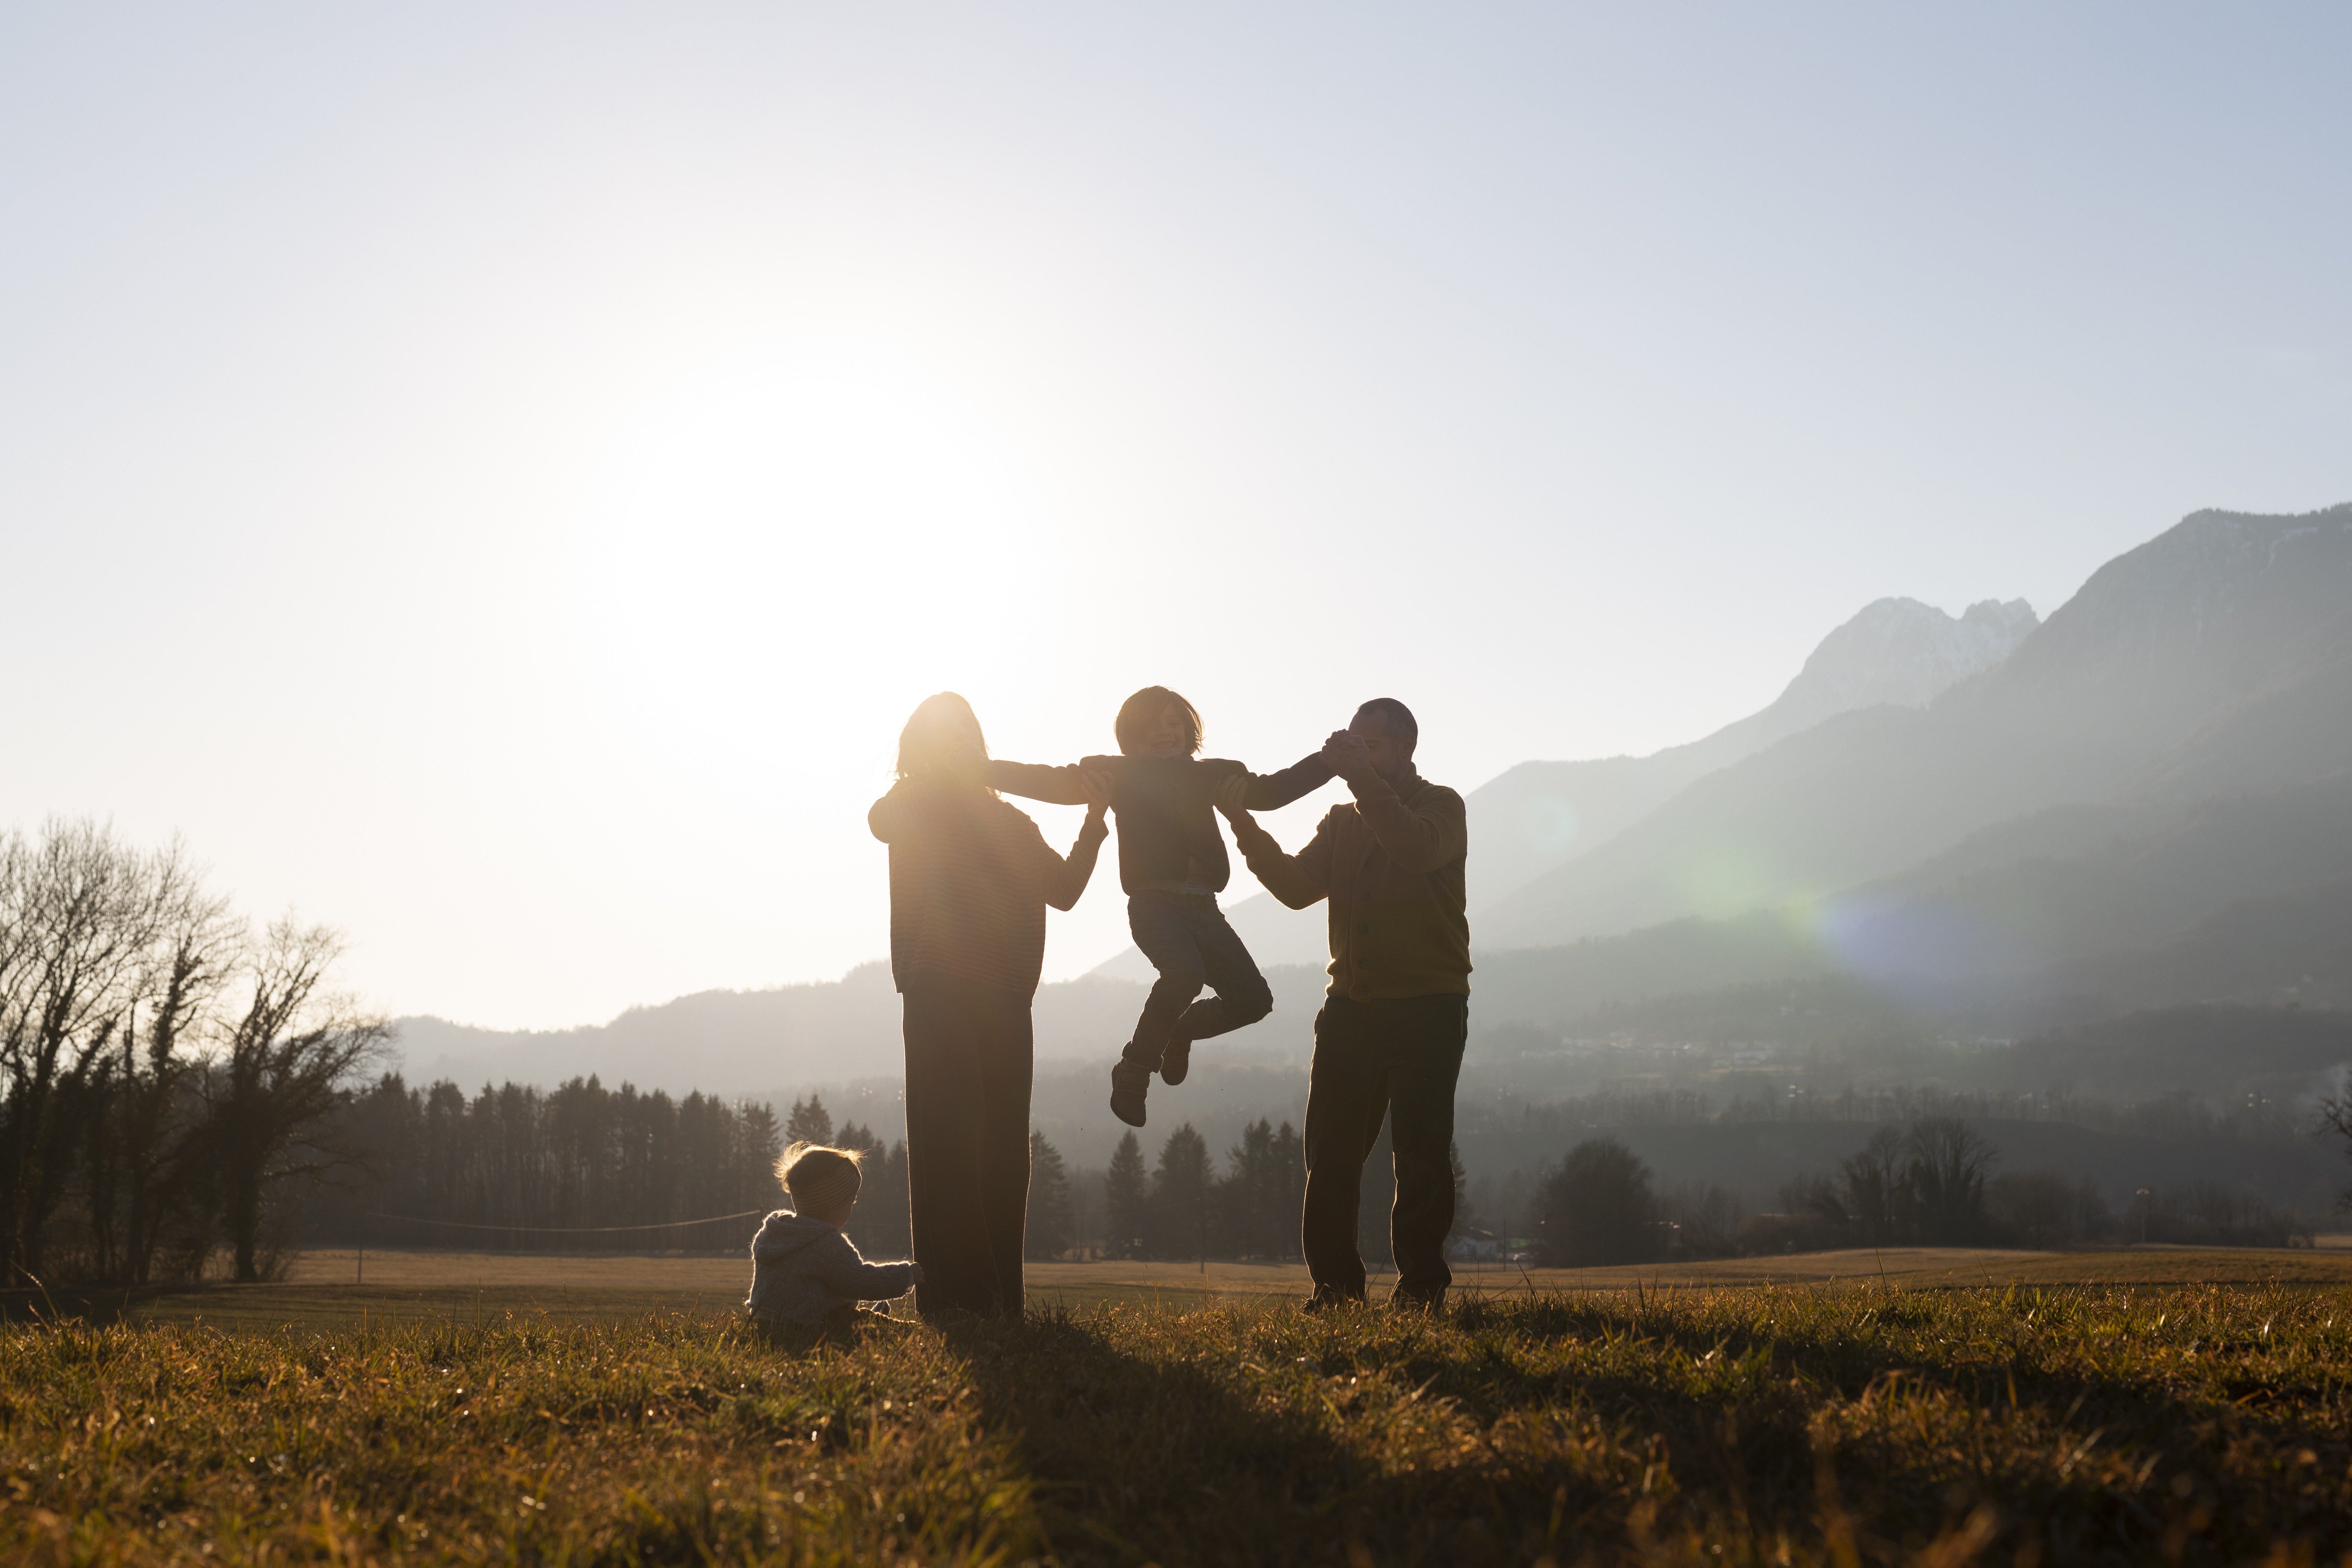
[1477,504,2352,948]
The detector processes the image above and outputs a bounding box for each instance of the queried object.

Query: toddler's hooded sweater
[745,1211,918,1324]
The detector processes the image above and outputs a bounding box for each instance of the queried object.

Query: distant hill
[388,965,1319,1096]
[1478,505,2352,948]
[1092,593,2038,981]
[1825,767,2352,989]
[2000,1004,2352,1103]
[1452,763,2352,1035]
[1465,595,2037,913]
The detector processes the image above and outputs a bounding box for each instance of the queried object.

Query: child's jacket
[745,1211,918,1324]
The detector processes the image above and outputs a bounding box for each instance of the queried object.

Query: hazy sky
[4,4,2346,1030]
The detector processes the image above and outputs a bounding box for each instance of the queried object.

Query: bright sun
[562,338,1069,773]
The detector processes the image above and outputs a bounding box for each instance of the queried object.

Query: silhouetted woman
[868,692,1109,1316]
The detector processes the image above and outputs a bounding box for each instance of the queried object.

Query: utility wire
[363,1208,770,1235]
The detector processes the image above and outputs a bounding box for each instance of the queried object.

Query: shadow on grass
[1425,1292,2352,1565]
[938,1305,1605,1566]
[923,1292,2352,1567]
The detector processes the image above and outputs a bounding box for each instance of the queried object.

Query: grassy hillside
[14,1279,2352,1564]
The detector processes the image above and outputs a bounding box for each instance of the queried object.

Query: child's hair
[1113,686,1203,756]
[895,691,993,785]
[775,1141,864,1216]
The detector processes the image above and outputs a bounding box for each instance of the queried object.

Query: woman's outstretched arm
[1038,769,1114,910]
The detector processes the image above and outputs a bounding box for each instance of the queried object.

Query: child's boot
[1159,1032,1192,1086]
[1109,1052,1153,1127]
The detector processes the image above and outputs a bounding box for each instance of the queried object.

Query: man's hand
[1077,767,1115,818]
[1213,771,1253,823]
[1321,728,1374,784]
[909,1263,926,1285]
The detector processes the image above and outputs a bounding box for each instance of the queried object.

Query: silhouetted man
[1213,698,1469,1307]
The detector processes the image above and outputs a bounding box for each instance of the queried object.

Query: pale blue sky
[3,4,2345,1027]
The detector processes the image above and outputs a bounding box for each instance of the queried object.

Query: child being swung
[991,686,1331,1126]
[746,1143,923,1327]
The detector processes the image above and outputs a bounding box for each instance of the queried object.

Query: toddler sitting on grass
[745,1142,923,1327]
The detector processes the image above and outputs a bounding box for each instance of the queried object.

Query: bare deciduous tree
[1905,1115,1996,1243]
[0,820,185,1282]
[201,917,389,1282]
[1837,1126,1910,1244]
[115,871,240,1283]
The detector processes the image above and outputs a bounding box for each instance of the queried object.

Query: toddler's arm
[811,1232,920,1301]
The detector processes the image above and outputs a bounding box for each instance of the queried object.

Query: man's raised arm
[1344,772,1465,875]
[1214,774,1335,909]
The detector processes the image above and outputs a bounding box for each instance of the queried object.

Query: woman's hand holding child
[1077,768,1115,819]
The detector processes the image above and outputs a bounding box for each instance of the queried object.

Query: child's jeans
[1123,890,1275,1066]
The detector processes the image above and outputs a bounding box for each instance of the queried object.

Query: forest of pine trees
[293,1083,935,1260]
[291,1074,803,1253]
[1099,1119,1309,1261]
[247,1067,1358,1269]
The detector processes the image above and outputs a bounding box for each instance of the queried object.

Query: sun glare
[562,340,1067,776]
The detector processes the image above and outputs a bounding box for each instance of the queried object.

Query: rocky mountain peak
[1770,595,2038,733]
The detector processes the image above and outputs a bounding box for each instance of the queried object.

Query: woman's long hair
[895,691,994,792]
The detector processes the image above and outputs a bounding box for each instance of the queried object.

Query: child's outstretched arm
[988,754,1126,806]
[1238,748,1338,812]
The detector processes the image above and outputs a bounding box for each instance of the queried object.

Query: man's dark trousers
[1301,993,1467,1304]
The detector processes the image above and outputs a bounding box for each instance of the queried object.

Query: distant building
[1448,1228,1502,1262]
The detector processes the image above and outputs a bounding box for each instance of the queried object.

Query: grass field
[12,1251,2352,1564]
[11,1245,2351,1332]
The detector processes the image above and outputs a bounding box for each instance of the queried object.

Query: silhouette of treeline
[293,1082,922,1259]
[294,1084,1102,1266]
[1521,1119,2315,1267]
[291,1074,783,1252]
[1094,1119,1367,1262]
[1,820,387,1287]
[1497,1080,2307,1140]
